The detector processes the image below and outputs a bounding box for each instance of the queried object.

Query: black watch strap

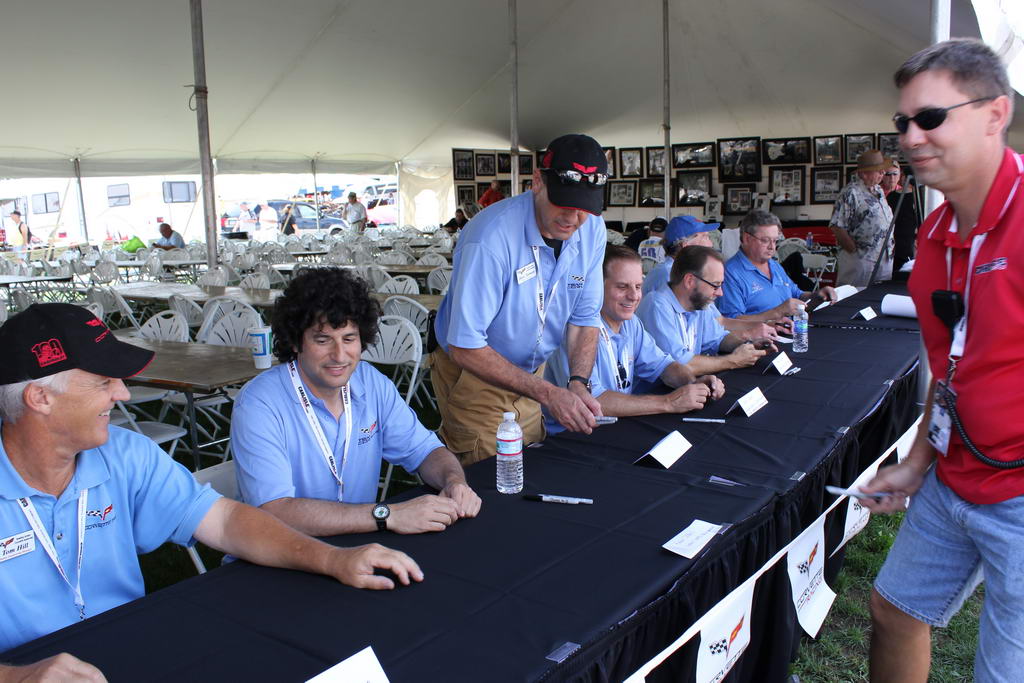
[568,375,592,392]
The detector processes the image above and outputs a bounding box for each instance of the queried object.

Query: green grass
[790,513,983,682]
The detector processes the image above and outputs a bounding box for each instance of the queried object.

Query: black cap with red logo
[0,303,154,384]
[539,134,608,215]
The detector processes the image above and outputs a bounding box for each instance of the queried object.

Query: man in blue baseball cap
[642,215,719,295]
[718,209,837,326]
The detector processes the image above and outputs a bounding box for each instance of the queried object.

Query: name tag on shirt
[928,382,955,456]
[516,262,537,284]
[0,531,35,562]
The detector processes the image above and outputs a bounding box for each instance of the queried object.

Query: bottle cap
[503,411,516,421]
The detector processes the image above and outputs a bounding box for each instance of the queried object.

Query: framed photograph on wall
[877,133,903,163]
[475,152,496,176]
[761,137,811,165]
[476,182,492,202]
[813,135,842,165]
[674,170,713,207]
[603,147,617,178]
[717,137,761,182]
[846,165,858,185]
[844,133,875,164]
[723,183,756,215]
[754,194,771,211]
[646,147,667,177]
[518,154,534,176]
[453,149,475,181]
[607,180,637,207]
[619,147,643,177]
[521,179,533,193]
[811,166,843,204]
[497,153,512,174]
[768,165,805,205]
[672,142,716,168]
[456,184,476,206]
[638,178,666,207]
[535,150,547,168]
[705,196,723,222]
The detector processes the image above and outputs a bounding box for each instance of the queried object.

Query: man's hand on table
[0,654,106,683]
[327,544,424,590]
[546,382,600,433]
[439,481,482,519]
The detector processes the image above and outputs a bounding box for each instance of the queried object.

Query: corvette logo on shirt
[568,274,585,290]
[358,421,379,445]
[750,283,763,293]
[85,503,116,529]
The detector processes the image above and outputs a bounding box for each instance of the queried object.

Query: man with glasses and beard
[431,134,607,464]
[718,209,837,328]
[637,246,772,375]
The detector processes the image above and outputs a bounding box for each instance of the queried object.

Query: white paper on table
[763,351,793,375]
[635,430,691,468]
[786,515,837,637]
[726,387,768,417]
[663,519,723,559]
[880,294,917,318]
[852,306,877,321]
[812,284,859,311]
[306,646,390,683]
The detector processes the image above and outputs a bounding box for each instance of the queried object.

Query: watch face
[373,504,389,520]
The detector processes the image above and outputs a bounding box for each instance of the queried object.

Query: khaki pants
[430,348,545,465]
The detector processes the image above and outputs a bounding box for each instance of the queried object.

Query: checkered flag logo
[707,638,728,655]
[570,275,585,282]
[798,560,810,574]
[852,500,863,513]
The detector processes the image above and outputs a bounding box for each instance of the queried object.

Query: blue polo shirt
[635,285,728,366]
[433,191,605,372]
[0,425,219,652]
[543,317,674,434]
[231,362,442,507]
[642,256,673,295]
[154,230,186,249]
[718,249,802,317]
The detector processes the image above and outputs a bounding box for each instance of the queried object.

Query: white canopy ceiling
[2,0,1021,178]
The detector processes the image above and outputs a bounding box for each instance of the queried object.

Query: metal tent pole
[189,0,219,267]
[312,157,321,232]
[662,0,671,216]
[509,0,519,192]
[73,157,90,245]
[925,0,950,217]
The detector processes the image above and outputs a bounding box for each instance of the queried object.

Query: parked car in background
[357,183,397,205]
[366,192,398,226]
[266,200,347,234]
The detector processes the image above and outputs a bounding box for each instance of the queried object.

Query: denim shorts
[875,467,1024,682]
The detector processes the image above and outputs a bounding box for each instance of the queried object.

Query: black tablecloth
[809,281,920,332]
[3,306,922,682]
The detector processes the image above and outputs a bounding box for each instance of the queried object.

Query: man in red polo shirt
[861,39,1021,683]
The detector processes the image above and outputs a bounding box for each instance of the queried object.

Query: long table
[3,287,921,682]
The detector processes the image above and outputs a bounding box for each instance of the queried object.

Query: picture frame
[452,149,475,181]
[846,165,858,185]
[638,178,666,207]
[754,194,771,211]
[518,154,534,176]
[456,184,476,206]
[535,150,547,168]
[705,196,723,222]
[606,180,637,207]
[877,133,903,163]
[603,147,617,179]
[717,137,761,182]
[497,153,512,174]
[499,180,512,197]
[813,135,842,165]
[619,147,643,178]
[768,165,805,205]
[475,152,496,177]
[723,183,756,215]
[674,169,713,207]
[646,147,667,177]
[476,182,492,202]
[761,137,811,165]
[811,166,843,204]
[521,179,533,193]
[844,133,876,164]
[672,142,716,168]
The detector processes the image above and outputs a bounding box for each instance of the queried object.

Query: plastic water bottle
[805,232,815,248]
[496,411,523,494]
[793,302,809,353]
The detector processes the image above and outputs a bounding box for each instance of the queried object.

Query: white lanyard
[18,490,88,620]
[287,361,352,502]
[530,245,562,366]
[676,311,697,356]
[599,322,632,391]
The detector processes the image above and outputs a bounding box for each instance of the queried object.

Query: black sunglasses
[616,362,631,389]
[543,168,608,187]
[892,96,996,134]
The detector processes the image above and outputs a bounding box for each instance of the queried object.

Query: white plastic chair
[239,272,270,290]
[114,401,186,457]
[91,260,119,285]
[362,265,391,290]
[169,294,204,331]
[426,266,452,295]
[197,298,263,344]
[196,269,228,287]
[187,460,240,574]
[11,290,36,312]
[776,238,810,264]
[377,275,419,295]
[203,310,263,348]
[382,296,434,410]
[109,288,143,331]
[138,310,190,342]
[416,253,448,267]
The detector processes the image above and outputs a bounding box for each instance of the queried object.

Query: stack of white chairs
[90,260,119,285]
[377,275,419,295]
[382,296,434,410]
[196,269,227,287]
[197,297,264,344]
[168,294,204,334]
[239,272,270,290]
[426,266,452,295]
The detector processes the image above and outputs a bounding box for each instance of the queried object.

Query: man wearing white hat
[829,149,895,286]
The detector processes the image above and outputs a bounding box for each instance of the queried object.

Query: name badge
[0,531,35,563]
[928,382,955,455]
[516,262,537,284]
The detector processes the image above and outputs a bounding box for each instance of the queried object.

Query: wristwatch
[372,503,390,532]
[567,375,592,393]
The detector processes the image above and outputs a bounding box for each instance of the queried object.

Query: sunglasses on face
[892,96,996,134]
[543,168,608,187]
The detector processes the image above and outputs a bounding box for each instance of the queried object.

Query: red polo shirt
[908,148,1024,504]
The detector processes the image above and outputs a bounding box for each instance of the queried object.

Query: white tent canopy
[3,0,1022,179]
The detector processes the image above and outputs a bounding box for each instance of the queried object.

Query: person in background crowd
[829,149,895,286]
[862,38,1024,683]
[280,205,297,236]
[642,215,715,295]
[478,180,504,208]
[344,192,367,232]
[152,222,185,250]
[636,218,668,263]
[432,134,608,464]
[544,246,724,434]
[624,216,666,253]
[237,202,258,234]
[637,245,771,375]
[444,208,468,233]
[7,211,31,255]
[0,304,422,678]
[881,158,921,275]
[258,201,278,236]
[718,209,837,328]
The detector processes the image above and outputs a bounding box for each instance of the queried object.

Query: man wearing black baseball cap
[0,304,422,678]
[432,134,609,463]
